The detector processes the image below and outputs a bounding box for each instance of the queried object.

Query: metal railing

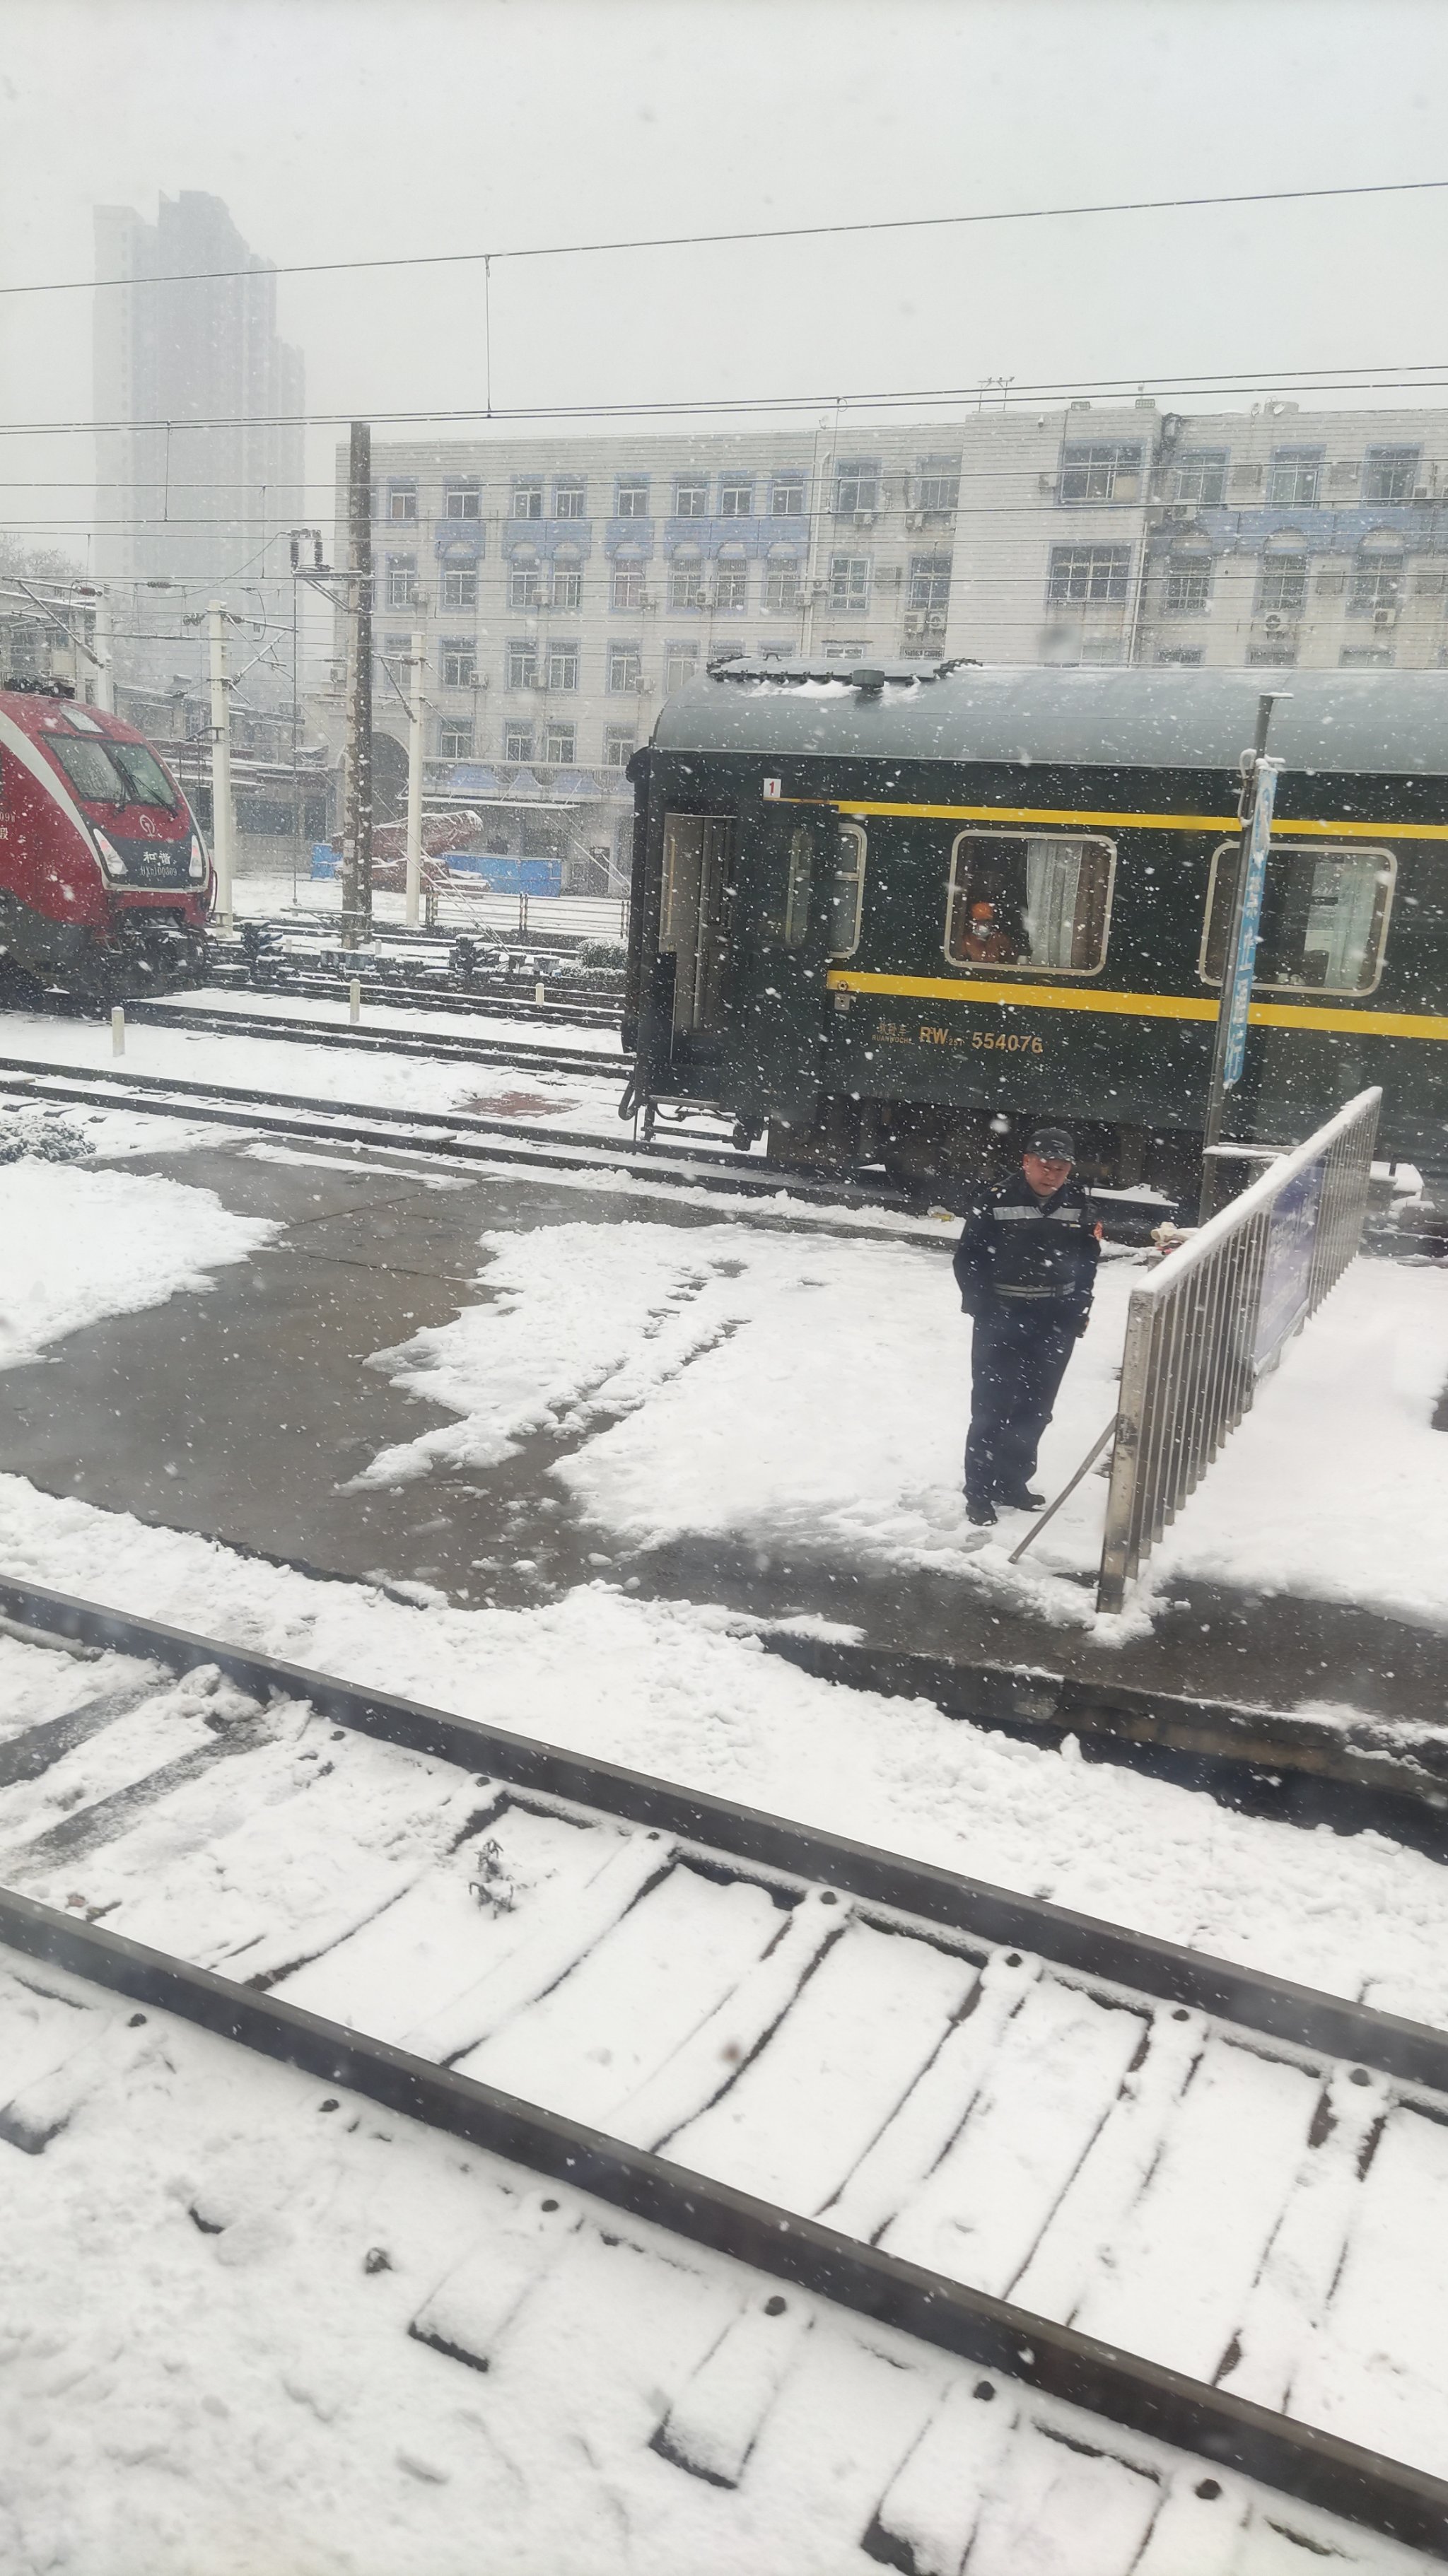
[1097,1089,1381,1614]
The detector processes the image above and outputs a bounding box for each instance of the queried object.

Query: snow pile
[2,1475,1448,2027]
[0,1161,275,1369]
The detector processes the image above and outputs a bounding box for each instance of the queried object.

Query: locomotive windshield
[945,829,1114,974]
[47,734,180,813]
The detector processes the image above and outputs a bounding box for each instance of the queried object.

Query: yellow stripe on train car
[793,797,1448,842]
[824,971,1448,1042]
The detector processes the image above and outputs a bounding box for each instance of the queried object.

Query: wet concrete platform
[1,1132,1442,1731]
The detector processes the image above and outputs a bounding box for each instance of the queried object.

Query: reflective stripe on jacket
[952,1171,1099,1316]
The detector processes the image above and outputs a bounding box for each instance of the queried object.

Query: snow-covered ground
[0,1155,273,1371]
[170,981,626,1057]
[355,1215,1448,1634]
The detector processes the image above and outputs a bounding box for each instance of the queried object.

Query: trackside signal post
[1198,691,1288,1222]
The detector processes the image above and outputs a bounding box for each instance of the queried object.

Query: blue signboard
[1222,759,1281,1090]
[1253,1157,1326,1368]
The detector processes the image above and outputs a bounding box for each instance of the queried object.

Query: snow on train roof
[651,660,1448,777]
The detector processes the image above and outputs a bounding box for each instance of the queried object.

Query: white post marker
[111,1006,124,1057]
[349,978,361,1026]
[404,628,425,929]
[91,590,115,715]
[534,979,546,1005]
[207,601,235,935]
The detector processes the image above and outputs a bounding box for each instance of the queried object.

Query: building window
[1256,555,1307,616]
[1156,646,1205,664]
[1059,441,1143,503]
[546,642,579,690]
[1268,450,1322,508]
[829,554,871,611]
[604,727,636,769]
[675,477,708,517]
[1340,645,1394,668]
[612,563,643,611]
[835,460,879,517]
[1201,842,1394,994]
[1172,450,1228,508]
[554,478,586,520]
[916,458,961,513]
[1249,644,1298,667]
[1362,446,1420,505]
[442,566,477,609]
[543,721,576,763]
[509,561,543,609]
[771,474,805,516]
[665,643,699,693]
[764,558,801,612]
[512,477,545,520]
[441,640,476,688]
[608,645,641,691]
[829,821,867,959]
[823,640,868,661]
[908,553,952,611]
[386,556,419,608]
[670,559,706,609]
[506,640,537,690]
[438,719,474,759]
[504,722,535,762]
[715,562,749,611]
[551,566,583,611]
[1348,558,1403,616]
[1164,558,1212,614]
[947,830,1115,974]
[387,481,418,521]
[1046,544,1131,605]
[719,476,754,517]
[616,477,649,518]
[443,480,481,519]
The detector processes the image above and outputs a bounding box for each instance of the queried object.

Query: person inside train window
[947,831,1114,973]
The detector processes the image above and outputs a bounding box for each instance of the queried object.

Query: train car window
[829,821,867,957]
[1201,842,1395,996]
[47,737,128,804]
[109,742,180,812]
[945,829,1114,974]
[783,826,814,948]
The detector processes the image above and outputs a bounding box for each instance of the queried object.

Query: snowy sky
[4,0,1448,554]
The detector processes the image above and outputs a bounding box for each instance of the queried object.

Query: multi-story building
[327,400,1448,892]
[93,192,305,703]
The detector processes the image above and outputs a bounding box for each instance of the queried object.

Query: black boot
[998,1487,1044,1512]
[965,1496,998,1526]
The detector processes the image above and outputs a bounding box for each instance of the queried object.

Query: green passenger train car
[622,660,1448,1207]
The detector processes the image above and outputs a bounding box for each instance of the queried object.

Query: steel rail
[0,1056,929,1214]
[0,1676,1445,2547]
[117,998,627,1078]
[4,1576,1447,2097]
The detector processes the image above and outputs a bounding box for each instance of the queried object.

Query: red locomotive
[0,681,211,995]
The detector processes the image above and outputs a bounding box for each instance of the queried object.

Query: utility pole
[340,420,373,950]
[1198,691,1288,1222]
[91,589,115,713]
[207,600,235,934]
[404,628,425,927]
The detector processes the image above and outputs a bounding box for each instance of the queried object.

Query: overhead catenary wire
[5,172,1448,301]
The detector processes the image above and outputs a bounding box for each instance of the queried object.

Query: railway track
[0,1050,927,1218]
[117,995,625,1079]
[2,1578,1447,2562]
[211,964,625,1026]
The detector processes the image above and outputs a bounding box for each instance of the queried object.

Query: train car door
[658,812,737,1047]
[724,804,836,1130]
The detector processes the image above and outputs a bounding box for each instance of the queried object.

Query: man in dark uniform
[953,1125,1100,1526]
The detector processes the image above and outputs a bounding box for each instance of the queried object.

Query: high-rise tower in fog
[93,192,304,692]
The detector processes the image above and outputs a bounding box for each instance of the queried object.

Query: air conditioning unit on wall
[1374,607,1399,629]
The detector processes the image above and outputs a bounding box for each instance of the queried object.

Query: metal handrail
[1097,1089,1382,1614]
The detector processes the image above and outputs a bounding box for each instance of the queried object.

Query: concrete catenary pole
[207,600,235,934]
[340,421,374,951]
[91,589,115,715]
[404,629,425,927]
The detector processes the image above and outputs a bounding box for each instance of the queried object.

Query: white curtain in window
[1304,855,1380,990]
[1024,838,1085,967]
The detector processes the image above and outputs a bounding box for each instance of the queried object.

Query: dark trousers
[964,1298,1078,1503]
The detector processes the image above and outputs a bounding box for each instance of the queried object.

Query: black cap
[1025,1126,1075,1163]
